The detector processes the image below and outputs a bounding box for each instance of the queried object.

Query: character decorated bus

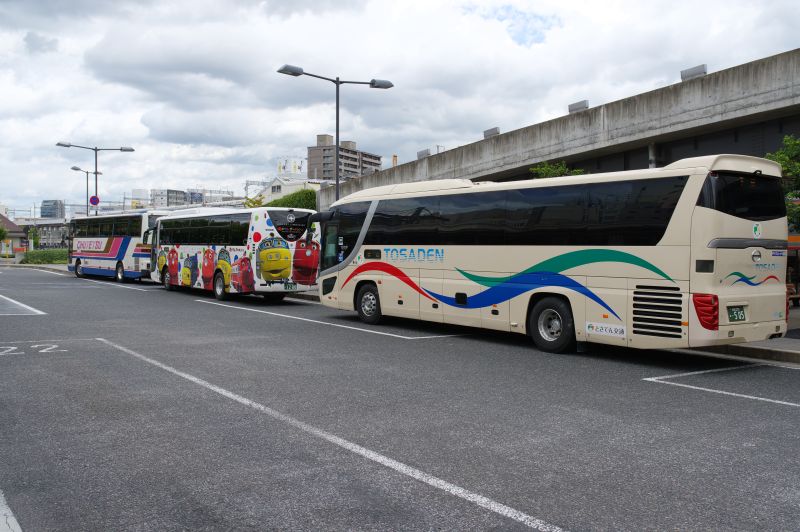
[310,155,788,352]
[153,207,319,301]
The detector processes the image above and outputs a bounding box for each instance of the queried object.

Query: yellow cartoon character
[257,237,291,281]
[180,255,198,287]
[216,248,232,285]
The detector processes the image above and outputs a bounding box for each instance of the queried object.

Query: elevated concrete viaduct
[319,48,800,209]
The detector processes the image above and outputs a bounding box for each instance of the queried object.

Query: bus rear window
[697,172,785,221]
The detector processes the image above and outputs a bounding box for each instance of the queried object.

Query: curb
[692,344,800,365]
[0,264,70,275]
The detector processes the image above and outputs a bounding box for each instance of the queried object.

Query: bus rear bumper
[689,319,787,347]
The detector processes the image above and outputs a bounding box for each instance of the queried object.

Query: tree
[529,160,584,179]
[27,227,39,249]
[266,189,317,210]
[766,134,800,190]
[0,226,7,243]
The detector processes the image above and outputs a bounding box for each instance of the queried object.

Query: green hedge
[266,189,317,210]
[21,249,69,264]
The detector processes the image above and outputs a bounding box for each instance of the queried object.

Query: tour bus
[310,155,788,352]
[151,207,320,301]
[68,210,168,281]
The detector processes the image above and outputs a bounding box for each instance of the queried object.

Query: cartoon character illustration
[231,256,255,293]
[217,248,232,286]
[157,250,167,273]
[167,248,180,284]
[181,255,199,287]
[256,237,291,282]
[201,248,216,287]
[292,240,320,285]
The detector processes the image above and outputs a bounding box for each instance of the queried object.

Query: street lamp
[71,166,102,216]
[57,142,134,215]
[277,64,393,200]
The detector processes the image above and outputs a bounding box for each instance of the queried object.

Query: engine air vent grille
[633,285,683,339]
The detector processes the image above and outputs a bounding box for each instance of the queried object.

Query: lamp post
[277,64,393,201]
[57,142,134,215]
[71,166,102,216]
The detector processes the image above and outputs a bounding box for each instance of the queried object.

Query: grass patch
[21,249,68,264]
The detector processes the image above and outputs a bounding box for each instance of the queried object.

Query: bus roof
[70,209,171,221]
[332,154,782,206]
[156,206,315,222]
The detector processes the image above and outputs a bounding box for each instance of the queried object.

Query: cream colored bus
[311,155,788,353]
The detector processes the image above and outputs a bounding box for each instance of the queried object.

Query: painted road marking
[96,338,562,531]
[25,268,65,276]
[0,294,46,316]
[80,278,150,291]
[0,338,97,344]
[196,300,465,340]
[0,487,22,532]
[644,364,800,407]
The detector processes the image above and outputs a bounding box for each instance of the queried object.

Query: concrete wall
[319,48,800,209]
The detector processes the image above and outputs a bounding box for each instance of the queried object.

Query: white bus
[312,154,788,352]
[68,210,167,281]
[151,207,320,301]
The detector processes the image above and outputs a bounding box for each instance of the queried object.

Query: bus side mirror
[143,229,152,245]
[306,211,332,243]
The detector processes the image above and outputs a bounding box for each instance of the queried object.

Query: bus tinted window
[586,176,687,245]
[365,198,438,245]
[438,192,506,245]
[506,185,586,245]
[322,202,370,270]
[697,172,785,221]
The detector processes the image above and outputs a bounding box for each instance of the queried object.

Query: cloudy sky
[0,0,798,215]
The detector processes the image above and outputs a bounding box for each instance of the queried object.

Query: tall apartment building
[307,134,382,181]
[150,189,187,207]
[40,199,65,218]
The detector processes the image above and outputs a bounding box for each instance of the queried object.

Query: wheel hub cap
[362,293,377,316]
[538,309,562,342]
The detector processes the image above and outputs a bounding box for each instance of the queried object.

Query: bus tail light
[693,293,718,331]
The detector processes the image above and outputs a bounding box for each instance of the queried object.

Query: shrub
[266,189,317,210]
[21,249,68,264]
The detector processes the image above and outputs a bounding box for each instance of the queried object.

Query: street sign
[89,195,100,206]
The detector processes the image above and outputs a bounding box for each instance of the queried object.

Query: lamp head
[120,147,135,152]
[369,79,393,89]
[71,166,81,171]
[56,142,71,147]
[278,64,304,76]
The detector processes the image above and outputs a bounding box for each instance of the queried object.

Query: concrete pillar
[648,143,657,168]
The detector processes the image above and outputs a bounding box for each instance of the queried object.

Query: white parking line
[644,364,800,407]
[0,294,46,316]
[0,487,22,532]
[96,337,562,531]
[26,268,65,276]
[80,278,150,291]
[196,300,464,340]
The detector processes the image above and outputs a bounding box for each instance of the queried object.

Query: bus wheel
[163,268,173,291]
[115,262,125,283]
[356,284,382,325]
[213,272,228,301]
[262,293,285,304]
[528,297,576,353]
[74,260,83,278]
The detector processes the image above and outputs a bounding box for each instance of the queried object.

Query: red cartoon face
[201,248,216,287]
[292,240,320,285]
[231,256,255,293]
[167,248,179,281]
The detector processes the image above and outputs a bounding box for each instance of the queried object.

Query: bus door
[691,171,787,343]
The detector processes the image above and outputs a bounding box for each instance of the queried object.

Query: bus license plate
[727,306,746,322]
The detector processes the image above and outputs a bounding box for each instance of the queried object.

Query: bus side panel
[441,270,483,328]
[626,278,689,349]
[419,270,443,323]
[584,276,628,347]
[379,267,421,319]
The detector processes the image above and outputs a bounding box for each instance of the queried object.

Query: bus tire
[213,271,228,301]
[356,284,382,325]
[163,268,173,291]
[262,293,285,303]
[74,260,83,278]
[528,296,576,353]
[115,262,125,283]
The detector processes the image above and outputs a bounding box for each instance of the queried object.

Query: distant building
[150,189,188,207]
[253,176,323,204]
[307,134,382,181]
[0,204,8,218]
[14,217,69,248]
[41,199,65,218]
[0,214,27,255]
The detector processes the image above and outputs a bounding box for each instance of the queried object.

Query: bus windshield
[697,172,785,221]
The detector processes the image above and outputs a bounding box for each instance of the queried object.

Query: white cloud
[0,0,798,214]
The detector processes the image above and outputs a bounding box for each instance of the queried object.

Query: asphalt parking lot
[1,267,798,531]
